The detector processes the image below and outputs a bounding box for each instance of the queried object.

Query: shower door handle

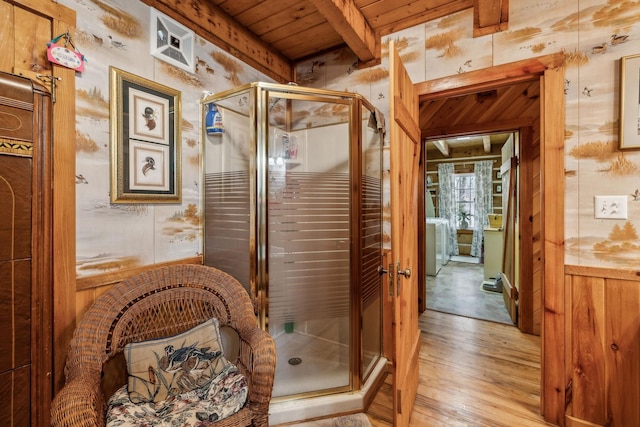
[396,261,411,296]
[379,264,395,297]
[398,267,411,278]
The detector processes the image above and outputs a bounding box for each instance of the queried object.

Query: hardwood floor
[366,310,556,427]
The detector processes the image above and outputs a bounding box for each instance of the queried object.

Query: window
[454,173,476,229]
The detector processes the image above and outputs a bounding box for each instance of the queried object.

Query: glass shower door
[267,94,352,398]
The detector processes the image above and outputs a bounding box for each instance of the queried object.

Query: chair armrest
[51,371,105,427]
[237,327,276,427]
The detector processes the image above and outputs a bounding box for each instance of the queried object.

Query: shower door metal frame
[202,82,384,399]
[261,85,357,398]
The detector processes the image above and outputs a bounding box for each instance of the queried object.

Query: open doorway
[423,131,517,326]
[417,77,543,337]
[414,54,566,424]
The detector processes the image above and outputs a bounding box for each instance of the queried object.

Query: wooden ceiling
[420,79,540,136]
[426,133,513,157]
[421,79,540,156]
[142,0,508,83]
[209,0,471,63]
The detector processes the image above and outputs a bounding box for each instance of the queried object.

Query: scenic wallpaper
[296,0,640,268]
[63,0,269,277]
[61,0,640,276]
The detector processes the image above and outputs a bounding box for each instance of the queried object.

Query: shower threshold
[268,356,387,425]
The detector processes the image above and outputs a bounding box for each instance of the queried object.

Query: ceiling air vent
[150,9,195,72]
[476,90,498,102]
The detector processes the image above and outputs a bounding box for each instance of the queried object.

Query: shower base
[269,356,387,425]
[273,330,350,397]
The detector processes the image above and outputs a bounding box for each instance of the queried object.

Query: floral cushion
[106,363,248,426]
[124,318,230,403]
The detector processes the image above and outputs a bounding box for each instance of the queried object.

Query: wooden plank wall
[565,266,640,427]
[75,257,202,320]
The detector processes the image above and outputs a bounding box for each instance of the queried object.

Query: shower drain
[288,357,302,365]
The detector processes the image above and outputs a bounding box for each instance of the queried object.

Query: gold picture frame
[110,66,181,203]
[619,54,640,150]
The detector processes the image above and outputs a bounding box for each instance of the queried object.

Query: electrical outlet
[594,195,627,219]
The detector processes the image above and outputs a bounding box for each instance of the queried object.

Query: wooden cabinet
[0,72,53,427]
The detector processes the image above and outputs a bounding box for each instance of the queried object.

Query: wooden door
[516,126,538,335]
[389,40,421,427]
[0,72,53,427]
[501,156,518,323]
[0,153,34,427]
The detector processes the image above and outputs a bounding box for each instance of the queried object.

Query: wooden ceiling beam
[375,0,473,37]
[433,140,450,157]
[474,0,509,37]
[482,135,491,153]
[140,0,293,83]
[422,117,534,138]
[308,0,378,63]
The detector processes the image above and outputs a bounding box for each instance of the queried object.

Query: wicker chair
[51,264,276,427]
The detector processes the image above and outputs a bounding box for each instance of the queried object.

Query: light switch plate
[594,195,627,219]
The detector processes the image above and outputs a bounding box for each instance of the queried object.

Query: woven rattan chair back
[51,264,276,427]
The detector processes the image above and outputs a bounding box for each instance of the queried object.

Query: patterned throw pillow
[124,317,231,403]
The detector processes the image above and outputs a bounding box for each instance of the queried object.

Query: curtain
[470,160,494,257]
[437,163,459,256]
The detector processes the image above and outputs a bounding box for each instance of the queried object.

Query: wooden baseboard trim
[76,256,203,290]
[565,414,604,427]
[565,264,640,281]
[363,362,390,411]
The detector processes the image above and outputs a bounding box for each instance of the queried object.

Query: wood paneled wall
[565,265,640,427]
[75,257,202,320]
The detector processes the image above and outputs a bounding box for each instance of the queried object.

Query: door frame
[414,53,566,425]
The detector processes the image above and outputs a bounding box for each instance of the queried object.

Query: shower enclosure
[201,83,384,404]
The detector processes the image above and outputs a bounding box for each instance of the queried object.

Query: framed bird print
[619,54,640,150]
[110,66,181,203]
